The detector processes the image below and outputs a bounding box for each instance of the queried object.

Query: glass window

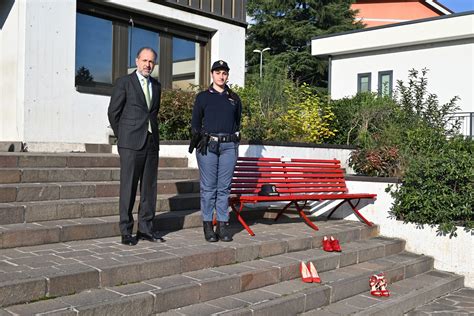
[378,71,393,97]
[357,73,371,93]
[128,26,160,78]
[75,13,113,84]
[172,37,200,90]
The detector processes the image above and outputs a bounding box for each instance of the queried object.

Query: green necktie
[142,78,151,109]
[142,78,153,133]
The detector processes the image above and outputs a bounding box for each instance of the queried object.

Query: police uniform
[190,60,242,242]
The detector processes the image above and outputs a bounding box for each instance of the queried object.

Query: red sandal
[369,275,383,297]
[376,274,390,297]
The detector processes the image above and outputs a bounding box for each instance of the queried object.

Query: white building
[0,0,246,146]
[311,11,474,136]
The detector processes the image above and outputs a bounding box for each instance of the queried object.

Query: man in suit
[108,47,163,245]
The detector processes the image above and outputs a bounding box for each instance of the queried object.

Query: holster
[208,139,219,155]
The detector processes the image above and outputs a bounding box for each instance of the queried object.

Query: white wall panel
[330,40,474,113]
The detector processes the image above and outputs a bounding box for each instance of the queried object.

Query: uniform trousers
[118,134,159,235]
[196,141,238,222]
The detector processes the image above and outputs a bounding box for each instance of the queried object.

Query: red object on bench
[229,157,377,236]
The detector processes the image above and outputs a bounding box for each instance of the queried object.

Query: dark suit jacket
[108,71,161,150]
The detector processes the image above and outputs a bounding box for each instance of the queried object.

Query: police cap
[211,60,230,72]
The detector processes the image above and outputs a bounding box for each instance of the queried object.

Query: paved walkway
[405,287,474,315]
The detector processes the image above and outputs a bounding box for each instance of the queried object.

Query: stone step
[0,153,187,168]
[0,220,379,307]
[0,193,201,225]
[0,238,411,315]
[404,287,473,315]
[0,208,269,249]
[302,271,464,316]
[0,179,200,203]
[162,254,453,316]
[0,167,199,184]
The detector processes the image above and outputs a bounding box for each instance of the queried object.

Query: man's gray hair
[136,47,158,61]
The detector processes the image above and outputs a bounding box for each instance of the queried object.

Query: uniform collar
[208,84,229,95]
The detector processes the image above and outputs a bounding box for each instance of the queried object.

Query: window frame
[357,72,372,93]
[378,70,393,98]
[75,1,211,95]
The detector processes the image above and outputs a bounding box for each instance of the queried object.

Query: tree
[75,66,94,85]
[246,0,363,87]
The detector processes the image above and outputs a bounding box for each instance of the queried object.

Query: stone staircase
[0,152,467,315]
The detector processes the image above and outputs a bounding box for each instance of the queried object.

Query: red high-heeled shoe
[369,275,382,297]
[307,262,321,283]
[330,236,342,252]
[300,261,313,283]
[322,236,333,252]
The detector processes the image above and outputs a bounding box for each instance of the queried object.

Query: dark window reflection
[75,13,113,84]
[172,37,198,90]
[173,37,196,62]
[128,26,160,78]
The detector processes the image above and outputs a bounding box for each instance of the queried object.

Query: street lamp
[253,47,271,78]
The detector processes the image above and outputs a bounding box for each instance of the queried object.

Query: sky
[438,0,474,12]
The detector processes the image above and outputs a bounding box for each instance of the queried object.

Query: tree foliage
[246,0,363,86]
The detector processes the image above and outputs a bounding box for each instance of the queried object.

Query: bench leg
[327,199,373,226]
[274,201,294,222]
[348,200,373,226]
[230,202,255,236]
[327,200,346,220]
[294,201,319,231]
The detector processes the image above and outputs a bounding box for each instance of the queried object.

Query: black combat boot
[203,221,218,242]
[216,221,233,242]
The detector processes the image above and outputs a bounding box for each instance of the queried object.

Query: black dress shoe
[121,234,137,246]
[136,231,165,242]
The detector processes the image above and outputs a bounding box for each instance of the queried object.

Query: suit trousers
[118,134,159,235]
[196,141,238,222]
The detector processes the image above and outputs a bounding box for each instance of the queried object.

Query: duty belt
[209,133,239,143]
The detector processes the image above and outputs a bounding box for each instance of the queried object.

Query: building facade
[311,12,474,136]
[0,0,247,146]
[352,0,452,27]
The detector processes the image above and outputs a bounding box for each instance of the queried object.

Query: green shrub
[158,88,197,140]
[235,66,336,142]
[283,83,336,143]
[388,136,474,236]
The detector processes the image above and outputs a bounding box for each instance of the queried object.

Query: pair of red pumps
[322,236,342,252]
[369,273,390,297]
[300,261,321,283]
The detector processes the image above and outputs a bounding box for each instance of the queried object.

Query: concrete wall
[155,143,355,173]
[0,0,25,142]
[0,0,246,145]
[330,38,474,113]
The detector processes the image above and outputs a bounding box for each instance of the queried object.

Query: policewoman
[189,60,242,242]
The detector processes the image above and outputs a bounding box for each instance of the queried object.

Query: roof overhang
[311,11,473,57]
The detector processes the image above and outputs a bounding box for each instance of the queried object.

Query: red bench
[229,157,377,236]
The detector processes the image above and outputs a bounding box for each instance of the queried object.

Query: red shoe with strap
[330,236,342,252]
[322,236,333,252]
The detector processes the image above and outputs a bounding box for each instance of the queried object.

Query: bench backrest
[231,157,348,196]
